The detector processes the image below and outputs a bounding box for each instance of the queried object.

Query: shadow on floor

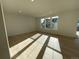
[8,32,79,59]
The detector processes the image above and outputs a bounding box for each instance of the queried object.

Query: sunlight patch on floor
[9,38,33,58]
[9,33,41,58]
[43,37,63,59]
[9,33,63,59]
[16,35,48,59]
[48,37,61,52]
[43,47,63,59]
[31,33,41,39]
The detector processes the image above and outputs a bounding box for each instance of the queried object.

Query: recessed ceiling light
[31,0,34,2]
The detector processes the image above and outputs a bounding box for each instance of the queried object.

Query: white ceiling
[1,0,79,17]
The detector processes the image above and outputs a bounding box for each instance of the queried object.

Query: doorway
[76,18,79,38]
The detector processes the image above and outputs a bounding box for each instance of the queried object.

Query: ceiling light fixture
[31,0,34,2]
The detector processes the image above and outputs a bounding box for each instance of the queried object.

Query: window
[41,16,59,30]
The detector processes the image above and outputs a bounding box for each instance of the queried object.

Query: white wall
[4,13,37,36]
[36,11,79,37]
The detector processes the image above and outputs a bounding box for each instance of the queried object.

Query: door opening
[76,18,79,38]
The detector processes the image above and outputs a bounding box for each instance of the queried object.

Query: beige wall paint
[36,11,79,37]
[4,13,37,36]
[57,12,77,37]
[0,3,10,59]
[3,10,79,37]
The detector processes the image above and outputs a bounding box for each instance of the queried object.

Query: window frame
[40,16,59,30]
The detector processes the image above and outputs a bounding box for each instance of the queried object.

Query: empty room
[0,0,79,59]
